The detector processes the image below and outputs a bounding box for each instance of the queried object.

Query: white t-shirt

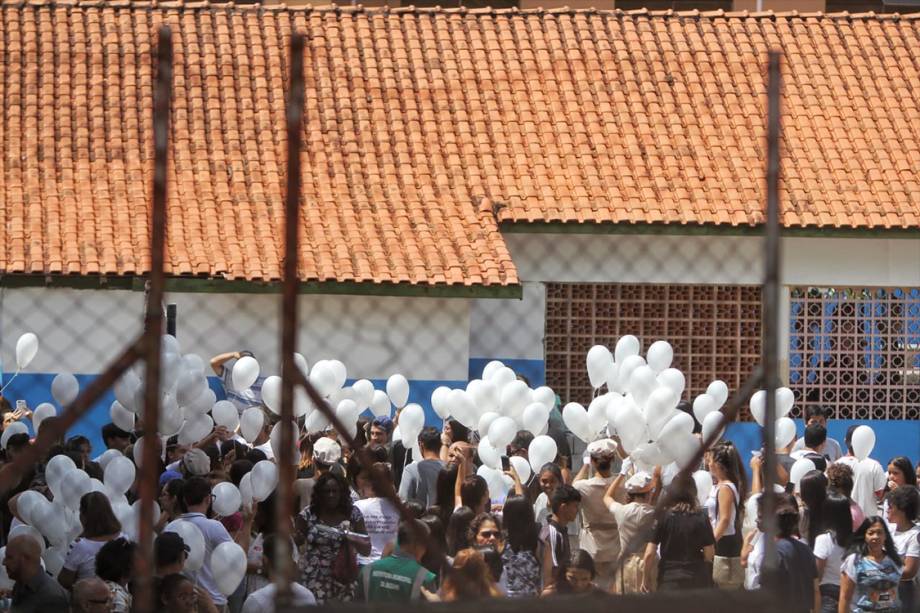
[813,532,845,586]
[241,582,315,612]
[793,436,843,462]
[63,535,125,580]
[705,482,739,538]
[354,497,399,566]
[835,456,886,517]
[745,530,764,590]
[892,523,920,588]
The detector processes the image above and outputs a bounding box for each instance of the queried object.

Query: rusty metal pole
[135,25,172,613]
[274,32,305,609]
[761,49,783,576]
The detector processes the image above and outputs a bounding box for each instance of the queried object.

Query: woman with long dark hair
[706,441,747,589]
[294,472,370,603]
[882,457,918,525]
[439,548,502,601]
[642,475,715,592]
[839,517,903,612]
[95,537,135,612]
[799,470,829,547]
[813,493,854,612]
[884,485,919,611]
[533,463,564,527]
[500,496,542,598]
[446,506,475,557]
[59,492,123,589]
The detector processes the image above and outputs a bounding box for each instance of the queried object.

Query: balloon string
[0,370,20,394]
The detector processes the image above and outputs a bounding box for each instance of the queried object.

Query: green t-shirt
[358,552,436,603]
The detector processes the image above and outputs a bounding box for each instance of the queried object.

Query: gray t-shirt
[398,458,444,507]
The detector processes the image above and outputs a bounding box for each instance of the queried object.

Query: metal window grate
[545,283,762,419]
[789,287,920,420]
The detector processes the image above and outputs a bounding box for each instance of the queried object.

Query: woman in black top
[642,475,715,592]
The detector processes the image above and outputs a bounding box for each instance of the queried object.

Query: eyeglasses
[478,530,501,539]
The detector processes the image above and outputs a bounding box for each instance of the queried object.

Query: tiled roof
[1,6,919,287]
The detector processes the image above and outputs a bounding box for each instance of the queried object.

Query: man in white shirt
[165,477,235,608]
[242,534,315,612]
[792,406,843,462]
[835,425,886,517]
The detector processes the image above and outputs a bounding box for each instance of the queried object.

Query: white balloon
[352,379,375,410]
[775,416,797,450]
[777,387,795,418]
[692,470,714,506]
[0,548,11,591]
[399,404,425,443]
[701,411,726,443]
[657,368,686,398]
[51,373,79,407]
[487,416,517,449]
[613,397,647,454]
[790,457,816,490]
[370,390,391,418]
[31,402,56,434]
[14,490,45,526]
[110,401,135,433]
[386,374,410,409]
[212,400,240,431]
[212,482,242,517]
[60,470,92,510]
[706,380,729,407]
[587,395,609,434]
[308,362,337,397]
[522,403,549,436]
[9,525,45,555]
[165,520,206,571]
[303,409,330,434]
[604,393,626,431]
[628,365,658,407]
[327,360,347,391]
[669,433,702,470]
[692,393,719,425]
[32,500,67,546]
[562,402,592,443]
[1,422,28,449]
[335,400,359,439]
[499,381,530,420]
[509,455,532,483]
[532,386,556,412]
[431,386,453,419]
[15,333,39,370]
[644,387,679,440]
[646,340,674,374]
[659,411,694,441]
[251,461,278,502]
[749,390,766,427]
[586,345,614,389]
[45,454,75,498]
[614,335,641,363]
[488,368,515,391]
[211,541,247,596]
[448,389,477,428]
[231,357,260,393]
[616,355,646,393]
[632,442,671,470]
[261,376,282,415]
[176,369,208,408]
[179,414,214,446]
[240,407,264,443]
[604,362,621,393]
[751,388,795,426]
[528,435,558,473]
[89,478,106,494]
[477,465,511,502]
[158,395,184,437]
[469,380,499,415]
[481,360,506,382]
[851,425,876,460]
[477,412,500,437]
[270,421,300,464]
[104,456,137,495]
[114,372,140,414]
[182,354,206,374]
[239,473,254,511]
[96,449,123,471]
[42,545,66,579]
[477,436,502,470]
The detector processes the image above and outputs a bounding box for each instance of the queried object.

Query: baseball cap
[371,416,394,433]
[181,448,211,476]
[313,437,342,465]
[625,471,654,494]
[158,470,183,488]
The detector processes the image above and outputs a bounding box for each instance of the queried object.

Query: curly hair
[467,512,502,545]
[826,462,854,498]
[310,471,353,517]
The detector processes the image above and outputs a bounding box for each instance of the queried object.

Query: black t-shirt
[763,537,818,613]
[653,509,715,586]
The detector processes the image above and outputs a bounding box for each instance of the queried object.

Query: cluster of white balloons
[749,387,797,449]
[164,521,246,596]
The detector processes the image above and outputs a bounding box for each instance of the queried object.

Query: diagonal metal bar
[134,25,173,613]
[274,31,305,609]
[761,49,783,575]
[0,339,144,494]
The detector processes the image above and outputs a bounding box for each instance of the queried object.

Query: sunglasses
[478,530,501,539]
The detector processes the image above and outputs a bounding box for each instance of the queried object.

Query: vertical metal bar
[135,26,172,613]
[166,303,177,336]
[761,49,783,575]
[274,32,305,610]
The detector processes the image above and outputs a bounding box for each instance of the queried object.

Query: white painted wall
[0,288,470,381]
[469,281,545,360]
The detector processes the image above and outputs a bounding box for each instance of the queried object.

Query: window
[545,283,761,418]
[789,287,920,420]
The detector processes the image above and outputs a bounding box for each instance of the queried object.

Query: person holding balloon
[835,426,887,518]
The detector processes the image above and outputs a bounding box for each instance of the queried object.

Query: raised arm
[602,473,626,510]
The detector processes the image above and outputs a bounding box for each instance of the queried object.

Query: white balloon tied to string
[774,417,797,449]
[528,435,557,473]
[231,357,260,393]
[386,374,410,409]
[165,520,206,571]
[51,372,79,407]
[851,425,875,460]
[562,402,592,443]
[586,345,614,389]
[211,541,247,597]
[646,340,674,374]
[15,333,39,370]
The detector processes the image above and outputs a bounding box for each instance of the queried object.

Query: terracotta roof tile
[2,4,919,286]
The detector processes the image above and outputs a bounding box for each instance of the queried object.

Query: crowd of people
[0,356,917,613]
